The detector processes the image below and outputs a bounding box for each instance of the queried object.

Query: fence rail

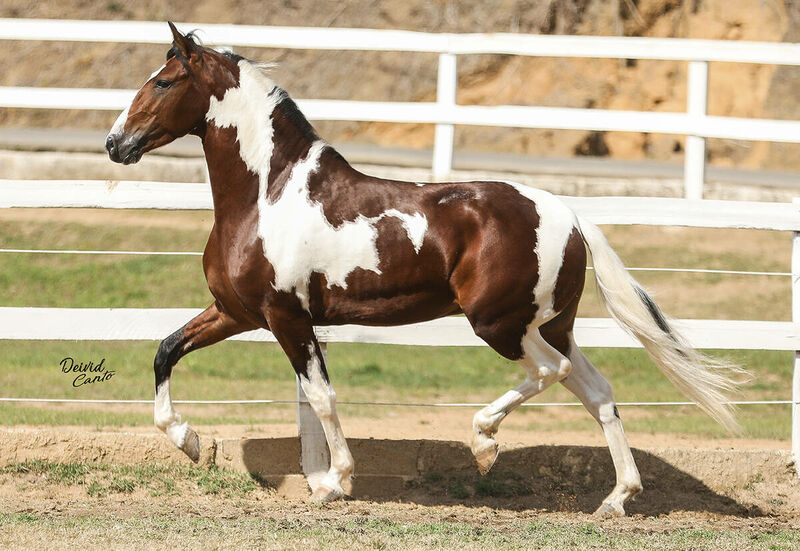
[1,181,799,479]
[1,19,799,198]
[2,18,800,63]
[1,17,799,482]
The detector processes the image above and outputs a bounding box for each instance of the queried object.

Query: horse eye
[154,79,172,90]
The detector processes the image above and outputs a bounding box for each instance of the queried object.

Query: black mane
[274,91,320,144]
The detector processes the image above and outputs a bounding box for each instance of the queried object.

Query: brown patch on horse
[449,183,542,360]
[306,153,424,227]
[553,227,587,313]
[267,94,319,203]
[203,125,260,210]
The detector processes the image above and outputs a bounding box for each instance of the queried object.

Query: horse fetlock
[472,408,499,438]
[596,482,642,518]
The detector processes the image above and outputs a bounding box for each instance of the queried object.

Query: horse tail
[575,215,746,433]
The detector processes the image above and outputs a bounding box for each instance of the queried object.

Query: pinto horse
[106,23,741,516]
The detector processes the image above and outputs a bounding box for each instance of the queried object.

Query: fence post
[297,341,330,492]
[684,60,708,200]
[792,199,800,475]
[432,52,457,180]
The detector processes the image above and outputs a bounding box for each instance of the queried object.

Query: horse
[105,22,742,517]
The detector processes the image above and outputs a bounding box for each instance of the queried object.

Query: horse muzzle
[105,133,144,165]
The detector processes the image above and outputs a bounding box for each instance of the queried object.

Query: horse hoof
[473,440,499,475]
[181,427,200,463]
[593,501,625,518]
[311,485,344,503]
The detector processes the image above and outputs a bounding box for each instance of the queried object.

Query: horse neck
[201,62,333,216]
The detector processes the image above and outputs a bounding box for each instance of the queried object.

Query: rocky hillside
[1,0,797,170]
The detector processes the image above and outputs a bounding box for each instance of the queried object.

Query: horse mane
[273,91,320,144]
[167,33,320,146]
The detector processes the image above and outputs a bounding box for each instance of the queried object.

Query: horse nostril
[105,135,119,161]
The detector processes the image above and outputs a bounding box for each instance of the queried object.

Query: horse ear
[167,21,197,59]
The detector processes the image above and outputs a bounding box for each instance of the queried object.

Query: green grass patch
[0,214,794,439]
[0,338,792,439]
[1,460,268,498]
[1,512,799,550]
[2,459,91,485]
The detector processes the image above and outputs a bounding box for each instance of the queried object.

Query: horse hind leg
[471,326,573,474]
[560,334,642,517]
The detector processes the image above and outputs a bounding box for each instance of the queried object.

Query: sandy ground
[17,409,791,452]
[1,452,798,551]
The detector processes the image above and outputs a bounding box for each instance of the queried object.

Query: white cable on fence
[0,397,794,406]
[0,248,789,277]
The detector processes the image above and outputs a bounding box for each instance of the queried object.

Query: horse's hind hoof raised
[311,484,345,503]
[181,427,200,463]
[472,439,499,475]
[593,501,625,518]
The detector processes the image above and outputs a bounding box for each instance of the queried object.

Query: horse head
[105,22,238,164]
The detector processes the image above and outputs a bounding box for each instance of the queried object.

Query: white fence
[1,19,799,481]
[0,180,799,481]
[1,19,800,198]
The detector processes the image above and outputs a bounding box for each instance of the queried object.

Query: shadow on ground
[239,438,762,517]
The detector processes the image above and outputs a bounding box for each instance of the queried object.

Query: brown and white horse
[106,23,741,516]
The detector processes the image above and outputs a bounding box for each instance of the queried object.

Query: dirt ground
[1,434,798,550]
[2,419,798,519]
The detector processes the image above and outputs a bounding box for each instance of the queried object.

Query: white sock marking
[154,380,189,449]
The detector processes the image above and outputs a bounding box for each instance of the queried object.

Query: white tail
[577,216,746,433]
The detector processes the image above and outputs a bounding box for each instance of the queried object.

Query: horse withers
[105,22,743,517]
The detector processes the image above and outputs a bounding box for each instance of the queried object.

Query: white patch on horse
[380,209,427,253]
[506,183,577,322]
[154,380,190,448]
[206,61,281,183]
[257,143,428,308]
[109,106,130,136]
[107,65,166,138]
[206,60,427,309]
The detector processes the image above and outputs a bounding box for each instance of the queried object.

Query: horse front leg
[154,301,252,461]
[266,309,353,502]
